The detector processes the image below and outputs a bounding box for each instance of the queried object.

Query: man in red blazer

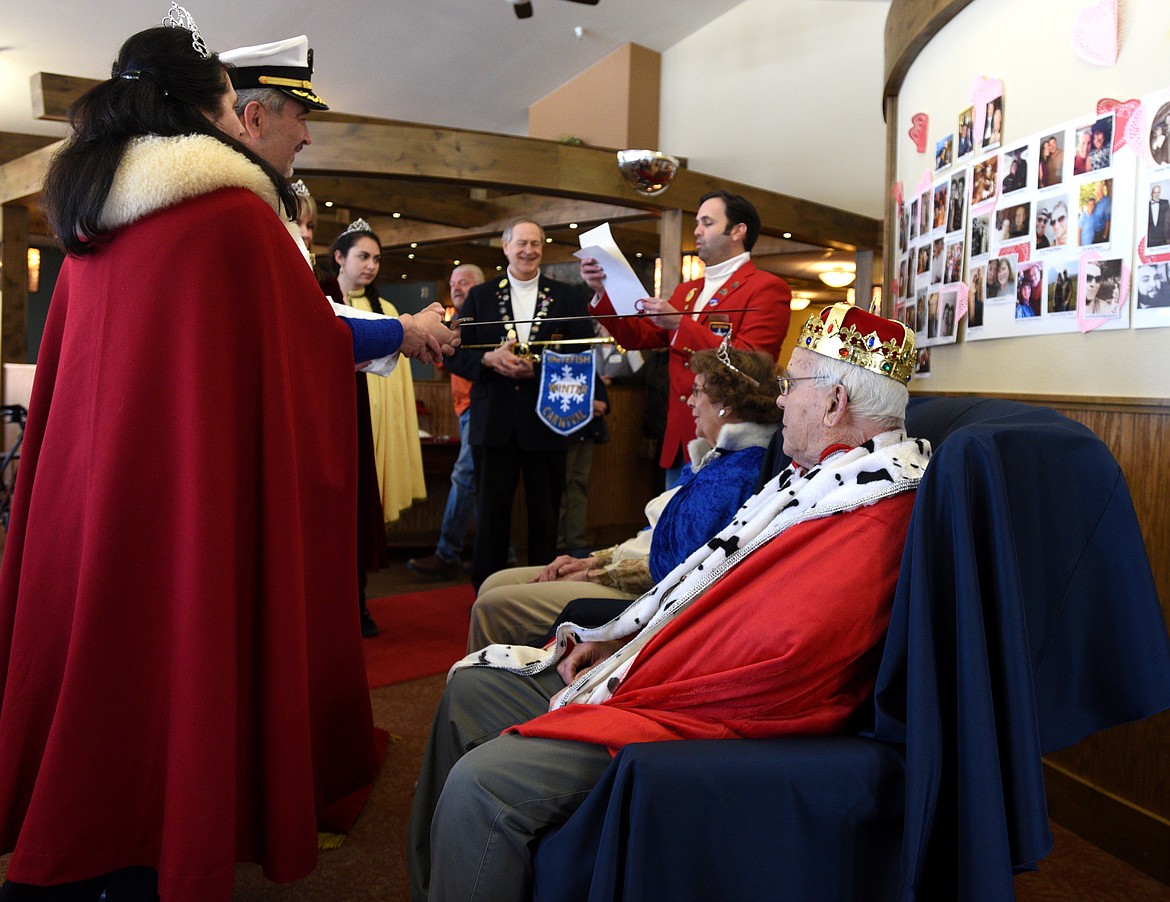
[580,191,791,484]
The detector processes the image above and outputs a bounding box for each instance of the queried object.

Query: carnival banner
[536,350,595,436]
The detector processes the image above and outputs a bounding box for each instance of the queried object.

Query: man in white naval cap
[221,35,326,177]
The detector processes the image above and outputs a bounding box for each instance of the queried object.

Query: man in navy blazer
[446,219,592,588]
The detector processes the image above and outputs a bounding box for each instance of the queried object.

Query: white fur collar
[687,420,776,474]
[100,134,280,231]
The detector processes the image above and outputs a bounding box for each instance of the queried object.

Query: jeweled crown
[162,3,210,59]
[797,303,915,384]
[341,218,373,236]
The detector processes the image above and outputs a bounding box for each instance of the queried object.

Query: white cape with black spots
[451,430,931,709]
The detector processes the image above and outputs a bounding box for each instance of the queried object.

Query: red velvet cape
[0,188,377,899]
[514,492,916,751]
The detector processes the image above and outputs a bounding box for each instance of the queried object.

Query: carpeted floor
[362,585,475,689]
[3,554,1169,900]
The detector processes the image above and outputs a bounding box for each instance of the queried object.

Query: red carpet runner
[362,585,475,688]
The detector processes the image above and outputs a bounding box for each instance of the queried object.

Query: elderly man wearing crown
[407,303,930,902]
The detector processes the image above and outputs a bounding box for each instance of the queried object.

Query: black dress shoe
[407,553,459,580]
[360,605,379,638]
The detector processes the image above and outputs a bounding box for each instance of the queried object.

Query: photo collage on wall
[894,86,1151,347]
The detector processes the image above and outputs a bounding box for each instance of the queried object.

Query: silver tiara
[715,336,760,387]
[162,3,210,59]
[341,218,373,236]
[291,179,312,198]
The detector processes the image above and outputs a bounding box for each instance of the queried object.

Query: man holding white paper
[580,191,791,484]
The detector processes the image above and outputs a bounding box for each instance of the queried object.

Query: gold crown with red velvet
[797,303,915,384]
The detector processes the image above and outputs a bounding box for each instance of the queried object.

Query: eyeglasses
[776,373,824,396]
[1085,274,1101,283]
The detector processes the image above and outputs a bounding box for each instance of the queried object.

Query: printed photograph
[1073,114,1114,175]
[1038,131,1065,189]
[986,255,1017,300]
[1015,262,1043,319]
[970,213,990,257]
[937,288,958,339]
[1082,257,1123,318]
[996,202,1031,241]
[967,265,985,327]
[981,95,1003,151]
[1077,179,1113,247]
[1136,261,1170,308]
[944,240,964,284]
[935,134,954,172]
[1034,198,1070,250]
[947,173,967,234]
[972,156,999,205]
[1146,179,1170,250]
[1047,259,1079,314]
[957,106,975,159]
[1000,145,1029,194]
[932,182,949,231]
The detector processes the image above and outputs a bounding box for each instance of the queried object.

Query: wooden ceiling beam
[18,73,882,254]
[30,73,96,122]
[292,120,880,252]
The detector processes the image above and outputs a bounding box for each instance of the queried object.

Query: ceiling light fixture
[819,268,856,288]
[790,294,811,311]
[507,0,599,20]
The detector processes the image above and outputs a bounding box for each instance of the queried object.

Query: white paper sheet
[573,223,651,317]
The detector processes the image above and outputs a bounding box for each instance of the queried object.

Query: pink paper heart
[970,77,1003,142]
[1071,0,1118,68]
[955,282,970,322]
[909,113,928,154]
[893,182,904,207]
[1000,242,1030,263]
[1137,237,1170,264]
[1097,98,1143,153]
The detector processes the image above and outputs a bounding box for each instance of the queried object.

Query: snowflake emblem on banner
[548,365,589,412]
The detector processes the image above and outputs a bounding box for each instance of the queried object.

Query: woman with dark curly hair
[466,343,779,650]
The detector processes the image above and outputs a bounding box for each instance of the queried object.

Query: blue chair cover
[533,398,1170,902]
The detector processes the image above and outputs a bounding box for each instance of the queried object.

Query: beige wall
[528,43,661,150]
[894,0,1170,399]
[659,0,892,219]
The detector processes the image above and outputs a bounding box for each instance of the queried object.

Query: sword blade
[453,308,761,329]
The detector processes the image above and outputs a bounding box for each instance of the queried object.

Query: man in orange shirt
[408,264,485,579]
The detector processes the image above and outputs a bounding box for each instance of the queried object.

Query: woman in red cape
[0,24,378,902]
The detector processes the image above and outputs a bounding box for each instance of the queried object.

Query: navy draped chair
[532,396,1170,902]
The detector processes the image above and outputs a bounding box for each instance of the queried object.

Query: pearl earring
[718,408,727,418]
